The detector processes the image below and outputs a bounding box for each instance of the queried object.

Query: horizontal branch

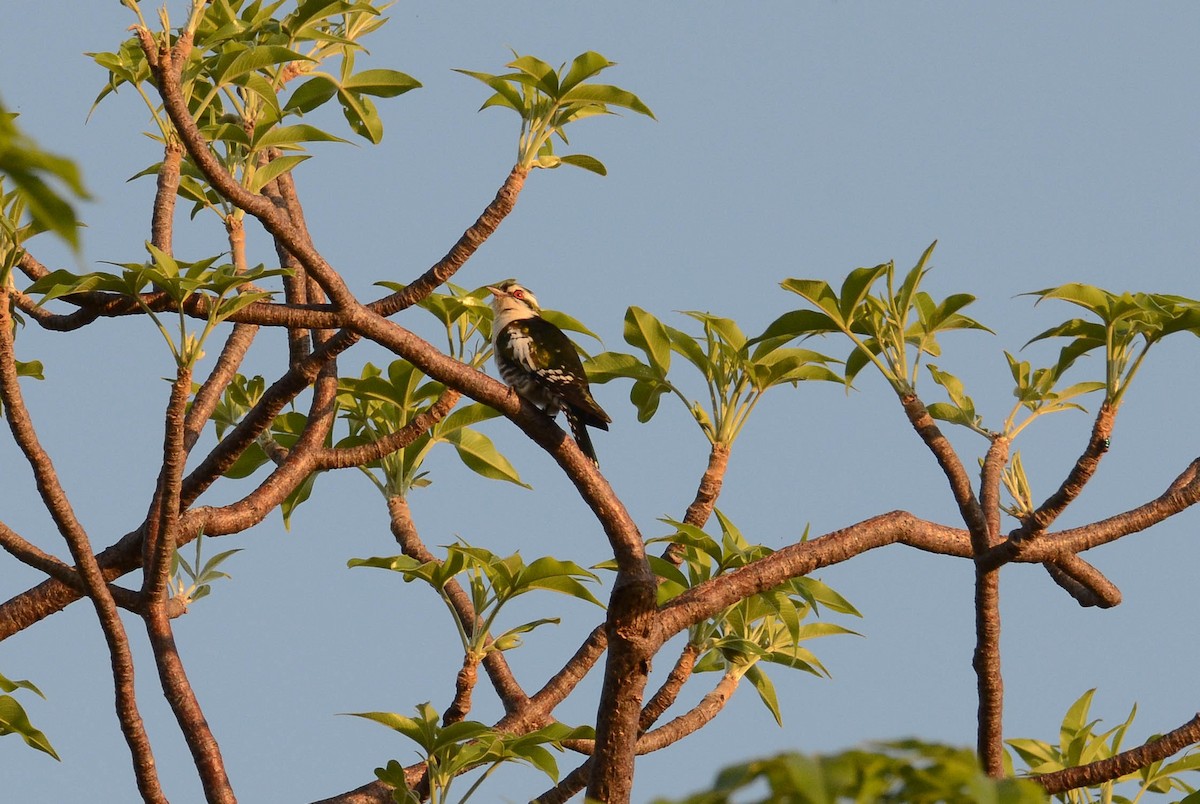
[979,457,1200,569]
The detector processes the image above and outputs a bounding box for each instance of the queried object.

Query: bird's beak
[486,286,504,298]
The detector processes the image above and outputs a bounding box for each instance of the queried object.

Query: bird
[487,280,611,464]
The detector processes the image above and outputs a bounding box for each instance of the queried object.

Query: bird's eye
[512,289,525,300]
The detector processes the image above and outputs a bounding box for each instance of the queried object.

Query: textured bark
[974,438,1008,776]
[151,142,183,253]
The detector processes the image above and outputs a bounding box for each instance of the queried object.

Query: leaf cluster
[1025,284,1200,408]
[765,241,990,397]
[457,50,654,174]
[26,244,284,367]
[1007,689,1200,804]
[349,543,602,659]
[643,512,859,725]
[586,307,839,444]
[355,702,593,804]
[168,535,242,607]
[336,359,526,495]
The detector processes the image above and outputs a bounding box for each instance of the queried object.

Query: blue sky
[2,2,1199,802]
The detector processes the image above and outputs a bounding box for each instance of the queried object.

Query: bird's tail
[565,407,599,465]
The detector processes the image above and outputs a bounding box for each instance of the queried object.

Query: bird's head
[487,280,542,322]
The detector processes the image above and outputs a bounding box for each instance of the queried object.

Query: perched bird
[488,280,611,464]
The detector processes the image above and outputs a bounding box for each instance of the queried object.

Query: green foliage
[26,244,283,367]
[1024,285,1200,408]
[765,241,991,398]
[999,352,1105,439]
[457,50,654,174]
[1007,689,1200,804]
[637,511,858,725]
[0,108,88,251]
[351,702,593,804]
[349,544,603,660]
[586,307,840,444]
[169,535,242,607]
[336,359,527,495]
[92,0,418,227]
[655,740,1047,804]
[0,671,59,761]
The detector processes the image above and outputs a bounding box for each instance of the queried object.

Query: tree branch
[974,437,1008,776]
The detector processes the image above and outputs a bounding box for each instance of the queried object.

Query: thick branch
[151,142,183,252]
[657,512,966,640]
[144,607,236,802]
[974,438,1007,775]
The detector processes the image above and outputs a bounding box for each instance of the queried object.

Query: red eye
[512,289,525,299]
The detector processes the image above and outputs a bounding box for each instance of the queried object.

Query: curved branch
[1042,555,1122,609]
[657,512,967,641]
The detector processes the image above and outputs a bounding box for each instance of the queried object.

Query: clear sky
[2,2,1199,802]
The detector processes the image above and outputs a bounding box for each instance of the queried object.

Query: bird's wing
[520,317,611,428]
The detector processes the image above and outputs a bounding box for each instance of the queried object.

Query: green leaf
[560,83,656,119]
[624,306,672,376]
[0,695,59,760]
[629,377,669,422]
[583,351,658,384]
[246,154,310,193]
[780,278,844,328]
[508,54,560,97]
[444,429,529,488]
[217,45,312,84]
[838,263,889,325]
[559,51,615,94]
[557,153,607,175]
[339,90,383,143]
[743,665,783,727]
[437,402,501,436]
[281,471,318,530]
[0,673,44,698]
[253,123,350,150]
[284,74,340,114]
[342,68,422,98]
